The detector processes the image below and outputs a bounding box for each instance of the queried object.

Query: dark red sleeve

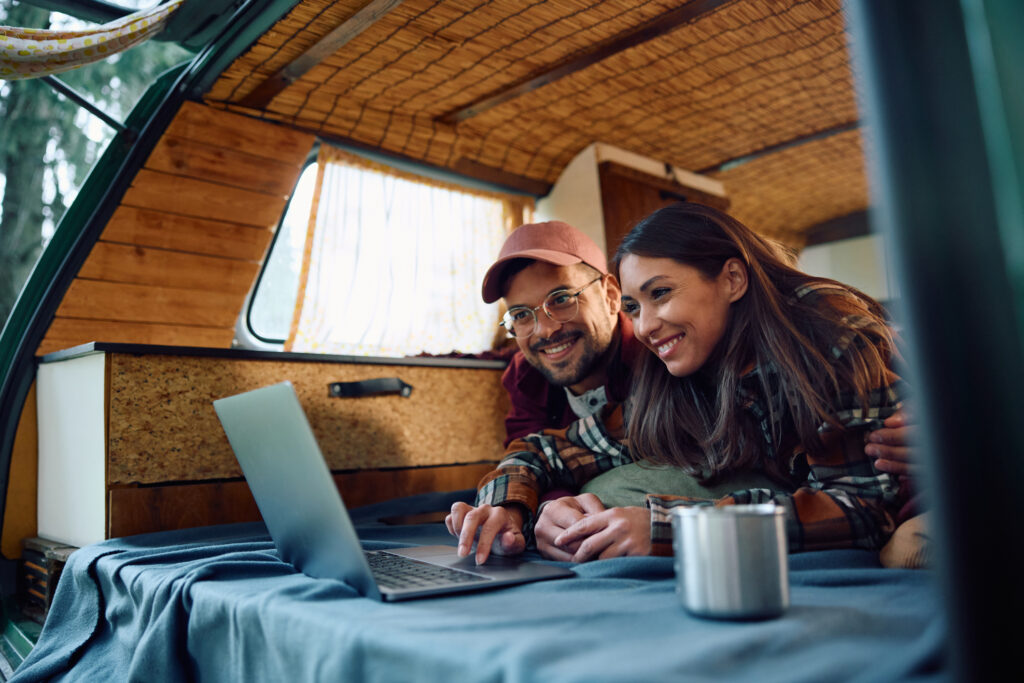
[501,355,554,446]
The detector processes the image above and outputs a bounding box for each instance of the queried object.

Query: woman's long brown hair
[614,203,896,481]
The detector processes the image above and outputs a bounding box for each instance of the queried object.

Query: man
[486,221,644,446]
[447,220,914,564]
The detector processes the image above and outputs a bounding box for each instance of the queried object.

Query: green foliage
[0,0,192,325]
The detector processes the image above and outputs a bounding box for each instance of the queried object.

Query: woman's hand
[534,494,606,561]
[553,506,652,562]
[445,502,526,565]
[865,409,917,476]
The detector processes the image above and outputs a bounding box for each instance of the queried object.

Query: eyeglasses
[499,276,603,339]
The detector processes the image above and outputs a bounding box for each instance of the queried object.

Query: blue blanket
[12,493,946,682]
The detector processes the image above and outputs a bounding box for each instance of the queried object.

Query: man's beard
[525,331,604,388]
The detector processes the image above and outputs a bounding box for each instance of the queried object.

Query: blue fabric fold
[11,515,947,682]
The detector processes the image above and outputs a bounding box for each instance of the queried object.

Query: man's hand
[534,494,606,561]
[866,409,917,476]
[554,506,652,562]
[445,502,526,565]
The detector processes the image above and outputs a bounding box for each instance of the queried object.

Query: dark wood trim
[803,210,871,247]
[698,121,861,174]
[450,158,553,196]
[237,0,405,109]
[37,341,509,370]
[293,131,546,198]
[437,0,735,124]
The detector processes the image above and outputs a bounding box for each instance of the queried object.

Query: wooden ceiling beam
[237,0,405,110]
[803,210,871,247]
[450,158,551,196]
[313,131,551,196]
[698,120,861,174]
[437,0,735,125]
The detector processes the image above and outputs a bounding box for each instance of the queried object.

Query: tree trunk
[0,4,52,324]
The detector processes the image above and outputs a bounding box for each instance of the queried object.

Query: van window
[247,162,318,343]
[245,145,532,356]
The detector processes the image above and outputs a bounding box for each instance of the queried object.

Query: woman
[621,202,904,478]
[453,203,907,562]
[597,202,906,555]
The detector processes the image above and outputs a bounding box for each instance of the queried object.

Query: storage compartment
[36,344,508,545]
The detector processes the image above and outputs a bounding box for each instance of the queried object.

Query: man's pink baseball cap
[481,221,608,303]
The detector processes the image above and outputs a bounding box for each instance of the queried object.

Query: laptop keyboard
[366,551,493,590]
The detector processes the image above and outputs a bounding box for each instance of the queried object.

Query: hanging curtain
[286,145,533,357]
[0,0,183,81]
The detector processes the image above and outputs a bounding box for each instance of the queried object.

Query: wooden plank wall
[107,465,497,538]
[2,383,38,559]
[19,103,511,543]
[38,102,316,355]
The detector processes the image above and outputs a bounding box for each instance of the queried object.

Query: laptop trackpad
[385,545,558,578]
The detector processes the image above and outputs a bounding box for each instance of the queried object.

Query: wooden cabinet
[36,344,508,546]
[599,160,731,256]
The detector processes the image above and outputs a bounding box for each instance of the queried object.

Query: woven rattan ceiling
[205,0,867,245]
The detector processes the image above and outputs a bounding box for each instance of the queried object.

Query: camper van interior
[0,0,1020,680]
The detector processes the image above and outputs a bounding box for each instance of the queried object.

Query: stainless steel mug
[670,504,789,619]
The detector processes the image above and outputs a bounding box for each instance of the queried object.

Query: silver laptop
[213,381,573,601]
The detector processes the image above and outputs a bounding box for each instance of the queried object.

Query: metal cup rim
[670,503,784,518]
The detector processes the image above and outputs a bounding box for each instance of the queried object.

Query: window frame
[238,144,320,348]
[236,141,533,354]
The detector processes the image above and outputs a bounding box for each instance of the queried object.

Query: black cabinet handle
[328,378,413,398]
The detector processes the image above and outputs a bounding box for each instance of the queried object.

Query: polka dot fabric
[0,0,182,80]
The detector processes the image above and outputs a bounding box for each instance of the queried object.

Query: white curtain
[0,0,183,81]
[286,146,531,357]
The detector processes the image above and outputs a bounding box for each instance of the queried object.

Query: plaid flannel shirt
[477,283,907,555]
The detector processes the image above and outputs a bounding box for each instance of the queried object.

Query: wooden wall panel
[76,242,259,295]
[39,102,315,356]
[164,100,315,162]
[1,382,38,559]
[38,320,234,356]
[145,135,304,197]
[107,463,494,538]
[58,280,241,328]
[101,206,271,261]
[109,480,262,538]
[121,169,288,227]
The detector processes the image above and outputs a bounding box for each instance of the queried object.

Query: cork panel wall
[38,102,315,356]
[106,354,508,485]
